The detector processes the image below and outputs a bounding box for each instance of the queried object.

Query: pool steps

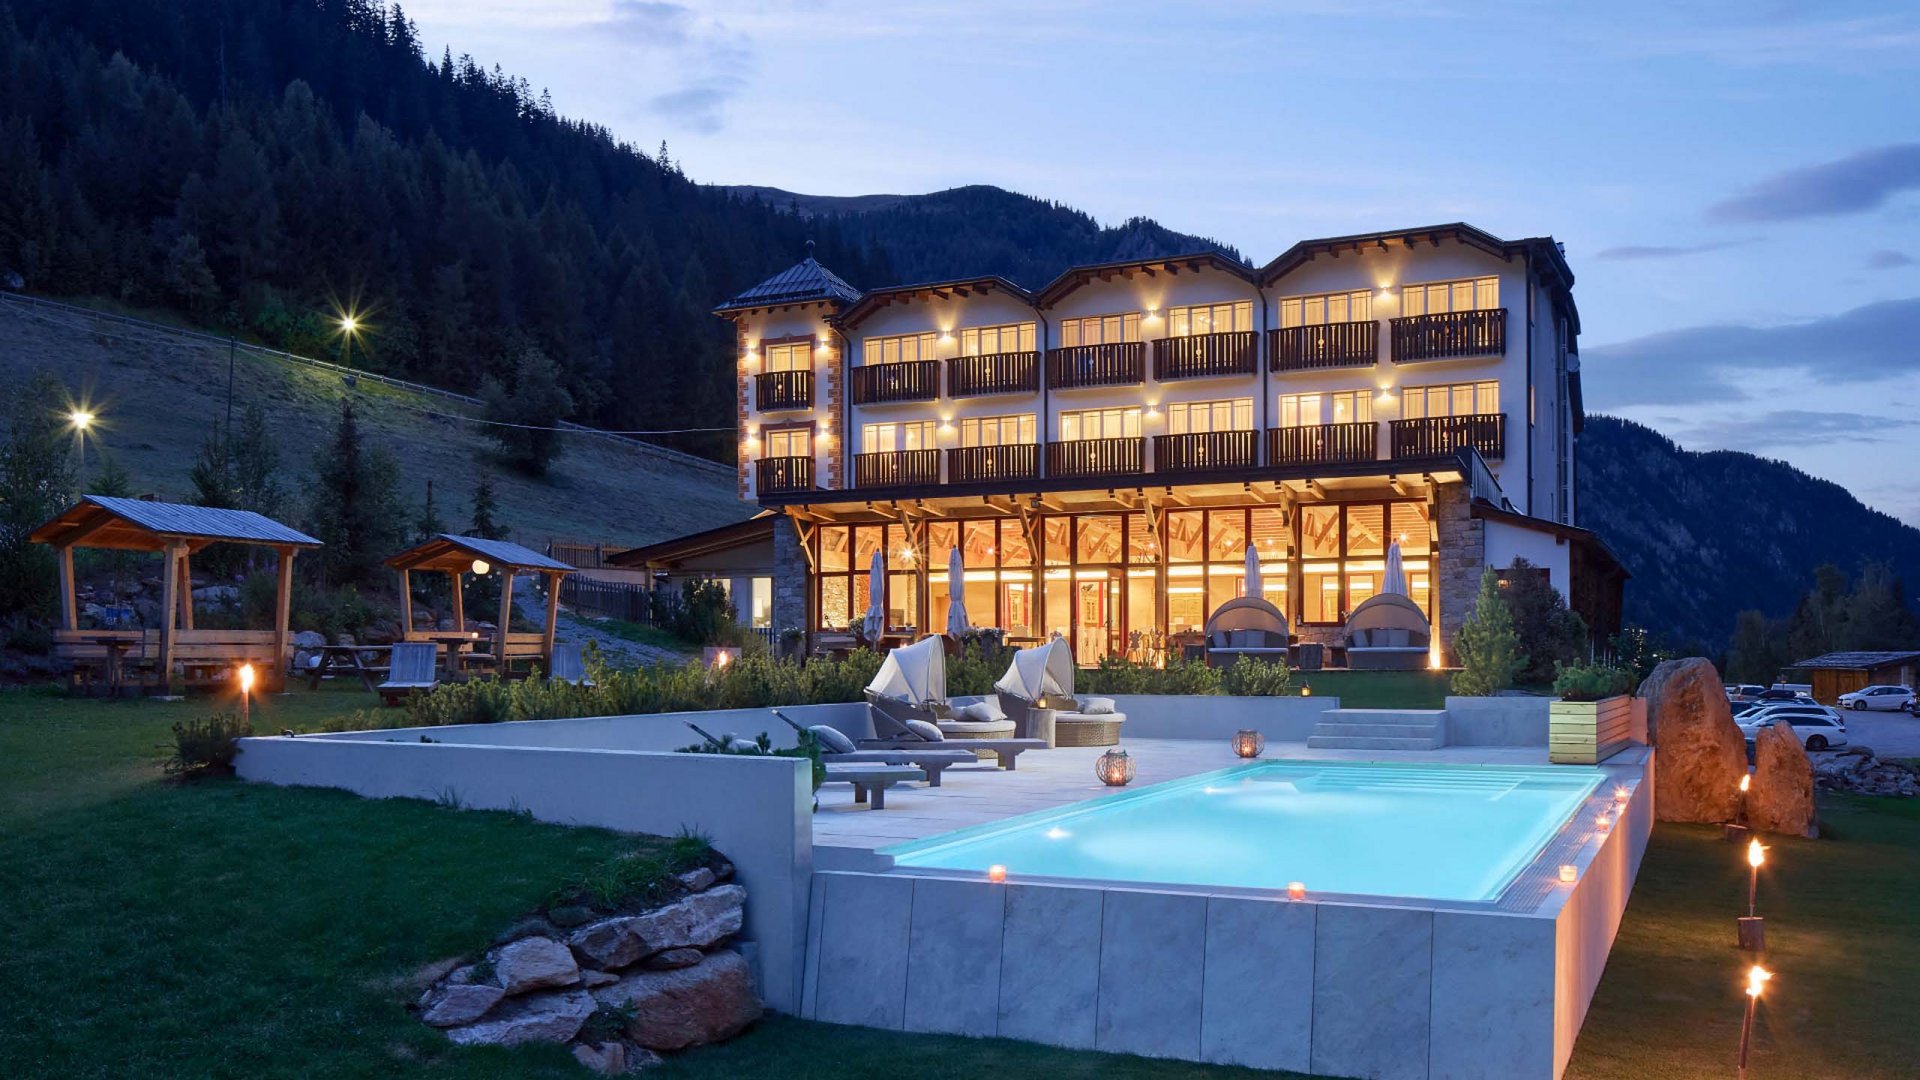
[1305,708,1446,751]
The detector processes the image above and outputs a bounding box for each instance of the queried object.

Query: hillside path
[513,576,689,669]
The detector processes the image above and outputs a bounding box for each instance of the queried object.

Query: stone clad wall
[1434,481,1485,665]
[771,516,810,637]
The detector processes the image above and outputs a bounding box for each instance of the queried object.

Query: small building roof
[714,255,862,315]
[835,275,1032,330]
[1789,651,1920,671]
[385,534,575,574]
[1031,251,1255,309]
[609,515,772,569]
[30,495,321,551]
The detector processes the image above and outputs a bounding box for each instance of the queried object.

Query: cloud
[607,1,694,42]
[1707,143,1920,222]
[1868,249,1915,269]
[1582,297,1920,407]
[602,1,751,133]
[1595,239,1755,260]
[1675,409,1920,450]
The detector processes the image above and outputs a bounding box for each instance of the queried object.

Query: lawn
[1,684,1914,1078]
[1295,668,1455,709]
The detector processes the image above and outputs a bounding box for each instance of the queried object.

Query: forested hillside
[1577,416,1920,647]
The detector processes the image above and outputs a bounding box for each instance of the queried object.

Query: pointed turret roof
[714,244,861,314]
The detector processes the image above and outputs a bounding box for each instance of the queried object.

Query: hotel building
[675,224,1623,664]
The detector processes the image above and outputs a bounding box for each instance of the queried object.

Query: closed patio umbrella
[1244,542,1263,600]
[1383,540,1408,597]
[945,546,969,636]
[862,549,886,642]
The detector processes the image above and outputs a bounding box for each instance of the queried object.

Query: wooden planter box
[1549,694,1633,764]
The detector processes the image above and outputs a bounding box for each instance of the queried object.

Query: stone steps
[1306,707,1446,751]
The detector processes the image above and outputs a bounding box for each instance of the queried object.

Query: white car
[1739,704,1849,751]
[1837,685,1915,712]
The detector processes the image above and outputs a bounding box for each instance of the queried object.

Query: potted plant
[1548,662,1637,764]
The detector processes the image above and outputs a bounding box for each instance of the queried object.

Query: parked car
[1739,704,1849,751]
[1753,687,1811,703]
[1837,685,1916,712]
[1731,700,1772,719]
[1726,683,1768,703]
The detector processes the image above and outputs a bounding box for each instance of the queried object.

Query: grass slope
[2,685,1914,1078]
[0,300,748,548]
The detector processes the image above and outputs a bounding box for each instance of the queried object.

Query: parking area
[1830,707,1920,758]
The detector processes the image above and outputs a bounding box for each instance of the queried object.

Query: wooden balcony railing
[1269,322,1378,371]
[1266,422,1378,466]
[850,359,940,404]
[946,443,1040,484]
[1390,308,1506,362]
[1153,431,1257,473]
[854,449,941,488]
[1046,437,1145,478]
[1389,414,1506,460]
[754,455,814,494]
[754,369,813,411]
[1153,331,1258,381]
[1046,342,1145,389]
[947,351,1040,398]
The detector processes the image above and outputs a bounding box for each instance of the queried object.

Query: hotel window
[763,341,810,373]
[1277,391,1373,427]
[1058,407,1141,441]
[1401,276,1499,316]
[1298,500,1433,625]
[1167,398,1253,434]
[861,420,937,453]
[1403,381,1499,419]
[1168,300,1253,336]
[1058,313,1141,347]
[813,525,920,633]
[1164,507,1290,635]
[763,427,810,459]
[959,414,1036,447]
[959,322,1037,356]
[749,577,772,628]
[864,331,937,365]
[1279,290,1372,328]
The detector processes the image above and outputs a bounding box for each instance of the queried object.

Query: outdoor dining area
[384,533,579,682]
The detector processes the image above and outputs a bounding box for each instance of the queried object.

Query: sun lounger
[856,709,1045,771]
[822,763,924,809]
[769,708,976,786]
[376,642,439,706]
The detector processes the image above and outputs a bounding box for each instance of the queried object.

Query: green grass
[1292,668,1454,709]
[2,683,1916,1078]
[592,618,698,655]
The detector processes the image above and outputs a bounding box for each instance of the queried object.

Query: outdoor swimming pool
[884,759,1607,902]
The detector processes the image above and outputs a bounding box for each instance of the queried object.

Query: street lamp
[67,408,96,472]
[335,310,364,368]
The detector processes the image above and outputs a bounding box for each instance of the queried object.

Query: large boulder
[492,935,580,995]
[418,981,505,1027]
[1639,658,1747,823]
[292,630,328,650]
[444,988,594,1047]
[570,917,647,971]
[591,949,761,1051]
[1749,722,1816,836]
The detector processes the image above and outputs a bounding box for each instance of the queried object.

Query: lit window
[1279,290,1373,328]
[1168,301,1253,336]
[959,323,1037,356]
[764,342,809,373]
[1166,398,1252,434]
[1059,313,1141,347]
[1278,391,1372,427]
[864,332,937,365]
[1059,407,1141,441]
[764,427,810,459]
[959,414,1037,447]
[861,420,937,453]
[1400,276,1500,316]
[1402,381,1499,419]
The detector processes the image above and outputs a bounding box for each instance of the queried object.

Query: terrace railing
[1046,437,1145,478]
[850,360,940,404]
[1269,321,1378,371]
[947,351,1040,397]
[755,455,815,494]
[1153,331,1258,380]
[854,449,941,488]
[1266,422,1379,466]
[1389,414,1506,460]
[1389,309,1506,363]
[1046,342,1145,389]
[946,443,1040,484]
[754,369,814,411]
[1153,430,1257,473]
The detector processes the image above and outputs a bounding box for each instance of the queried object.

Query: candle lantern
[1286,881,1307,901]
[987,864,1007,884]
[1559,864,1578,883]
[1231,729,1265,758]
[1095,748,1135,787]
[1300,682,1312,697]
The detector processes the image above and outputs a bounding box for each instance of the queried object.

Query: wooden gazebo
[385,534,576,673]
[31,495,322,692]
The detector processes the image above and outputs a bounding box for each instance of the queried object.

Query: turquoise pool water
[883,760,1606,902]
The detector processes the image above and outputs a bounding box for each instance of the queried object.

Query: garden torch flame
[1739,773,1750,794]
[239,664,256,694]
[1746,965,1770,998]
[1747,838,1765,869]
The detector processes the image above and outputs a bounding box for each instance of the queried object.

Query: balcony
[754,455,814,495]
[1269,322,1378,372]
[1046,342,1145,389]
[854,449,941,488]
[947,351,1040,398]
[1153,331,1258,381]
[1390,308,1506,363]
[850,359,940,404]
[1153,430,1257,473]
[1389,414,1506,460]
[946,443,1039,484]
[1046,437,1145,478]
[753,369,813,412]
[1267,422,1378,466]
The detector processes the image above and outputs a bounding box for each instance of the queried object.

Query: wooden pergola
[30,495,322,692]
[385,534,576,672]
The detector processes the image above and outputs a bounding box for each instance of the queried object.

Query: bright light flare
[987,864,1007,883]
[1739,773,1751,793]
[470,559,491,576]
[238,663,256,694]
[1745,965,1771,998]
[68,409,95,430]
[1747,838,1765,869]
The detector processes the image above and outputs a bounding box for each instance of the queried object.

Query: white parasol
[862,549,886,641]
[1383,540,1408,597]
[945,545,969,636]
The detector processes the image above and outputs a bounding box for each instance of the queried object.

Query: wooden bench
[822,763,924,809]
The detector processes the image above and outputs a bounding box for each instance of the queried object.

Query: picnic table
[85,634,139,696]
[303,644,393,692]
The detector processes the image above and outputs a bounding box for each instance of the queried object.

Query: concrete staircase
[1306,708,1447,751]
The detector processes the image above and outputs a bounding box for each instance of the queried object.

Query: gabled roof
[1789,651,1920,671]
[30,495,321,551]
[1032,252,1255,309]
[609,514,774,568]
[1258,222,1578,327]
[835,275,1032,330]
[714,256,862,315]
[385,534,574,574]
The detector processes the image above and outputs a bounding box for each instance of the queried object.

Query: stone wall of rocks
[416,862,761,1075]
[1814,746,1919,799]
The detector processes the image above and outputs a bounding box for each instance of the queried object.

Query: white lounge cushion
[904,718,945,742]
[1079,696,1117,715]
[958,699,1007,723]
[808,724,857,755]
[939,718,1017,736]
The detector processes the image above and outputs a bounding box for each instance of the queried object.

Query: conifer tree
[1452,567,1526,696]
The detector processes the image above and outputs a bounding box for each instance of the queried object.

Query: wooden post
[541,571,562,668]
[55,544,78,630]
[158,541,183,691]
[272,546,294,692]
[177,551,195,631]
[398,568,413,638]
[447,570,465,632]
[496,570,513,668]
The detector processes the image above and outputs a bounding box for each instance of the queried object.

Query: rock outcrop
[1748,722,1816,836]
[592,949,762,1051]
[492,935,580,994]
[1639,657,1747,823]
[1814,746,1920,798]
[443,989,595,1047]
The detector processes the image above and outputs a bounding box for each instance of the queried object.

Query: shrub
[1219,655,1292,696]
[165,712,252,775]
[1552,661,1636,702]
[649,578,746,647]
[678,727,826,792]
[1452,567,1526,697]
[1079,655,1221,696]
